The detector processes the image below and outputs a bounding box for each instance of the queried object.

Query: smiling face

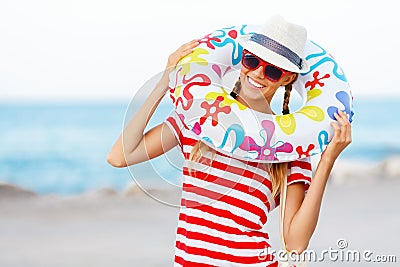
[238,54,297,114]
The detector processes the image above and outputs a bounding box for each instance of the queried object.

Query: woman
[107,15,352,267]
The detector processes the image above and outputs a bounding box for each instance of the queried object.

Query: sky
[0,0,399,102]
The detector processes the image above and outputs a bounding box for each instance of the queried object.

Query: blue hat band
[249,33,303,70]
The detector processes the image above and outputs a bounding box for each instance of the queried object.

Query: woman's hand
[322,109,352,162]
[164,39,200,75]
[156,39,200,93]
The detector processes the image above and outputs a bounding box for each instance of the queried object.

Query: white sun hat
[238,15,310,73]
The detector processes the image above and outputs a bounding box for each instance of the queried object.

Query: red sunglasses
[241,50,290,82]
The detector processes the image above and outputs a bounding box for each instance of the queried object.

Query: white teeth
[248,77,264,88]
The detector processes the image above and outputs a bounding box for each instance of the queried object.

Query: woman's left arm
[284,109,352,253]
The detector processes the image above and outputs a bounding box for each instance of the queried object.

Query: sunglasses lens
[242,54,260,69]
[264,65,283,81]
[242,51,286,82]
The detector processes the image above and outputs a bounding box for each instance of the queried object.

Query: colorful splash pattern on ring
[168,24,354,163]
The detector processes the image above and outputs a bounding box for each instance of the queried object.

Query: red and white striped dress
[165,112,312,267]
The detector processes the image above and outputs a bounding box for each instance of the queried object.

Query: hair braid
[282,74,298,115]
[271,75,299,198]
[282,84,292,115]
[230,78,241,99]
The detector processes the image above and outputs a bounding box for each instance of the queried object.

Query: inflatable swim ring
[168,24,354,163]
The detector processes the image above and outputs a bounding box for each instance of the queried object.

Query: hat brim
[238,34,310,74]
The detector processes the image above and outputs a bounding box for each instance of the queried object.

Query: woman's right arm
[106,39,199,168]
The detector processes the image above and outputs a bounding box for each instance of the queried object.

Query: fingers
[180,39,200,53]
[323,110,352,161]
[331,110,352,145]
[330,119,341,139]
[177,39,200,58]
[166,39,200,69]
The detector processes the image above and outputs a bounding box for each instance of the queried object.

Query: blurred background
[1,0,399,266]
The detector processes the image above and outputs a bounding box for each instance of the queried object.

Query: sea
[1,96,399,196]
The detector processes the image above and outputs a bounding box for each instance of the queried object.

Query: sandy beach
[1,159,400,267]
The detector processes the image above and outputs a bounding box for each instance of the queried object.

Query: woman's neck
[236,94,274,114]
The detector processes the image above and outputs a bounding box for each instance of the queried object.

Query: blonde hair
[188,141,210,163]
[269,162,288,198]
[188,141,216,175]
[271,75,298,197]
